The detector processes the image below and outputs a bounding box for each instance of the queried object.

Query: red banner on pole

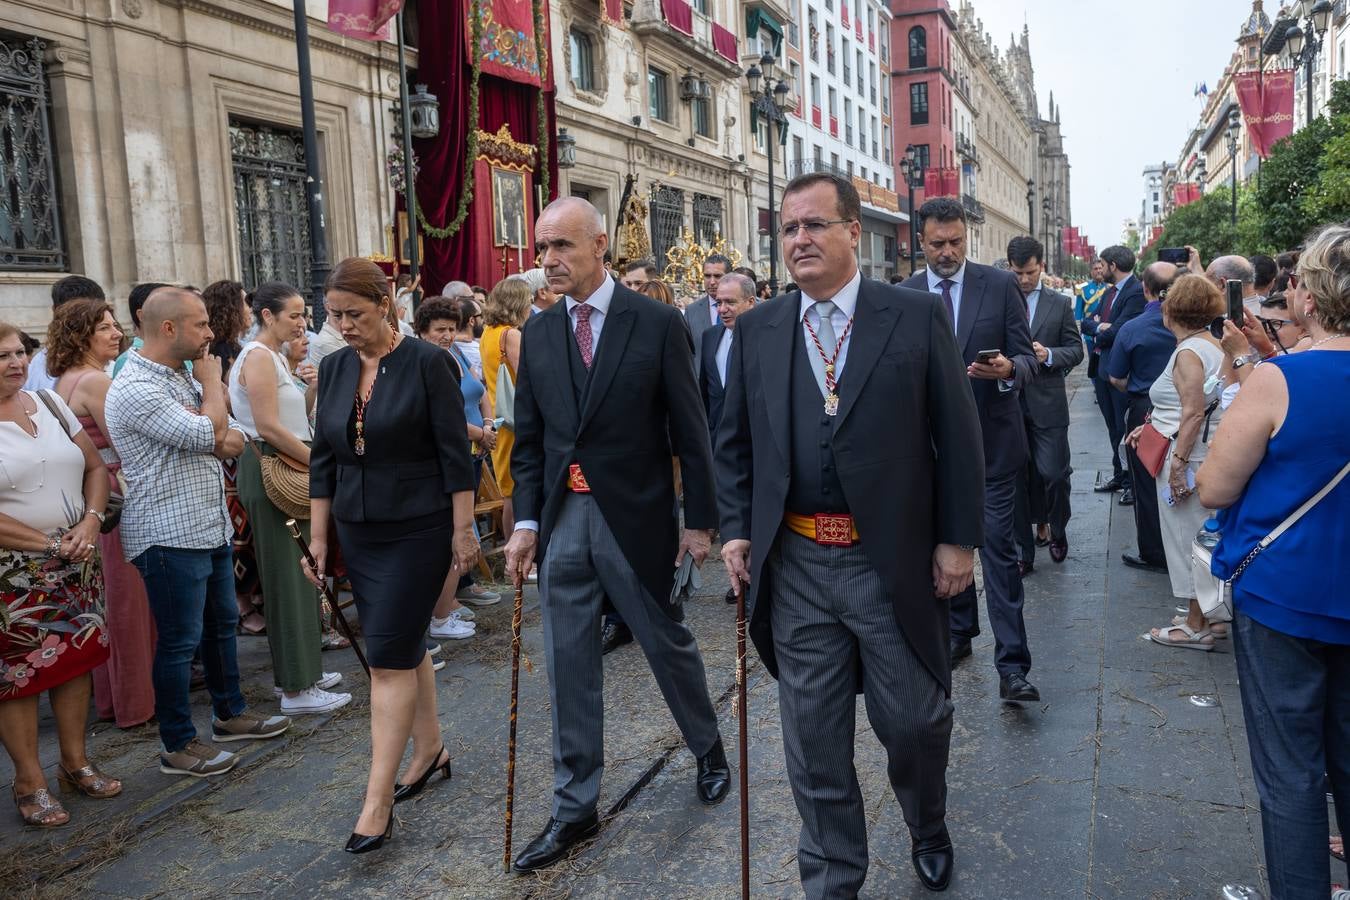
[923,169,942,196]
[1234,69,1295,158]
[328,0,404,41]
[466,0,547,85]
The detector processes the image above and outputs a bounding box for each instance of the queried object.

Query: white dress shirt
[515,276,618,535]
[715,327,733,386]
[798,269,862,385]
[1025,287,1054,367]
[925,263,967,331]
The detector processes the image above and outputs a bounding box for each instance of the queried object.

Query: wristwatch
[959,544,977,551]
[1231,351,1261,371]
[85,508,106,525]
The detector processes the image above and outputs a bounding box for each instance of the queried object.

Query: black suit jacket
[715,277,985,691]
[901,263,1038,478]
[699,322,727,438]
[1021,288,1084,428]
[512,284,717,611]
[311,337,475,523]
[1082,274,1145,353]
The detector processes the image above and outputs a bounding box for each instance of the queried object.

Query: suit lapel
[758,295,797,467]
[542,304,581,435]
[578,290,634,433]
[330,352,360,457]
[1029,290,1051,339]
[834,280,901,429]
[957,265,985,353]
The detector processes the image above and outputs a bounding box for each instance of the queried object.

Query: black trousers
[1093,371,1130,488]
[951,471,1029,677]
[1014,417,1073,564]
[1124,393,1167,565]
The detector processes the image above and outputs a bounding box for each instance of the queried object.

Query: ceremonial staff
[734,577,750,900]
[503,581,525,872]
[285,519,370,677]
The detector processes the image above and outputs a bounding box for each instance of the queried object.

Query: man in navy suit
[1080,246,1145,503]
[902,197,1041,703]
[699,272,757,440]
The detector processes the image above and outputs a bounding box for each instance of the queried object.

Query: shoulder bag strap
[1232,458,1350,580]
[35,389,73,439]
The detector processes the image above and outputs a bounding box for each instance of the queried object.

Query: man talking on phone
[902,197,1041,703]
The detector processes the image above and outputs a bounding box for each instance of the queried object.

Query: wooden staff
[734,577,750,900]
[503,581,525,872]
[285,518,370,677]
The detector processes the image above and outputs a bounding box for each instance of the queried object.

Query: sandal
[57,763,122,799]
[1172,615,1228,639]
[321,629,351,651]
[13,787,69,827]
[1148,622,1216,651]
[237,611,266,636]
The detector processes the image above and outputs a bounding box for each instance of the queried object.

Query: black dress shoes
[344,810,394,854]
[696,738,731,804]
[1049,538,1068,563]
[1093,475,1124,493]
[949,638,972,662]
[999,673,1041,703]
[511,814,600,873]
[1117,488,1135,506]
[911,826,954,891]
[1017,560,1034,578]
[1121,553,1168,574]
[600,620,633,656]
[724,587,737,605]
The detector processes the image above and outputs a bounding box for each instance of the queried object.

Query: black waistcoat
[785,327,849,514]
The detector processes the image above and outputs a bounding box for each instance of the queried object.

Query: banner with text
[1234,69,1295,158]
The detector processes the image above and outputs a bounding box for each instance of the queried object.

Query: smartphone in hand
[1226,280,1245,324]
[976,349,1002,365]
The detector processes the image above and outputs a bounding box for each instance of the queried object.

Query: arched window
[908,26,927,69]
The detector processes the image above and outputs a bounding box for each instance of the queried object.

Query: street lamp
[1196,156,1208,196]
[1041,196,1051,251]
[556,128,578,169]
[1026,179,1036,235]
[1285,0,1334,126]
[1226,106,1241,226]
[745,50,791,293]
[1054,214,1064,274]
[899,143,924,275]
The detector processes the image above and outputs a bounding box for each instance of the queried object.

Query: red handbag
[1136,421,1171,479]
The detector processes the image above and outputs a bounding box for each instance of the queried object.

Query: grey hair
[1207,254,1256,285]
[510,268,549,295]
[718,272,757,300]
[1296,223,1350,334]
[442,280,472,298]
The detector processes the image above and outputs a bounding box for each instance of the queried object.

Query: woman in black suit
[304,258,478,853]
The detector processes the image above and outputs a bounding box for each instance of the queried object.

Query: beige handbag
[248,442,310,520]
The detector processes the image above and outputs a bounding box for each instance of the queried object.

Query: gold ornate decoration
[662,230,743,295]
[618,191,651,262]
[476,125,538,170]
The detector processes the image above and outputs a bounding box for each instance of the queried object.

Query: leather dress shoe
[1117,488,1135,506]
[1093,475,1124,493]
[1049,538,1068,563]
[511,814,600,873]
[999,672,1041,703]
[911,826,954,891]
[1121,553,1168,574]
[1017,560,1034,578]
[949,638,972,662]
[696,738,731,804]
[600,620,633,656]
[724,587,737,605]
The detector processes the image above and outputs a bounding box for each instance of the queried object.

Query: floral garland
[386,145,419,194]
[417,0,551,241]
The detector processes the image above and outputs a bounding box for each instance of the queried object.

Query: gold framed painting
[396,211,424,266]
[491,167,528,248]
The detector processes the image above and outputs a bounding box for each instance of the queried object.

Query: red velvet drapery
[410,0,558,293]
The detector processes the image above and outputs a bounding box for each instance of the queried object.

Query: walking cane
[285,519,370,678]
[734,577,750,900]
[503,580,525,872]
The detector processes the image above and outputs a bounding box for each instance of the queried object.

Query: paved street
[3,371,1338,898]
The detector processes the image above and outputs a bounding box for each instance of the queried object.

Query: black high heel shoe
[392,745,451,803]
[344,810,394,854]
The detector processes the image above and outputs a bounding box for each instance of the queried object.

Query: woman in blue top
[1197,223,1350,900]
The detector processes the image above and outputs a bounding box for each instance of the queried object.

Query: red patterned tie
[574,302,594,368]
[1101,286,1118,322]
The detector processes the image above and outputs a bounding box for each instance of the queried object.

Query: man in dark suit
[504,198,729,873]
[902,197,1041,703]
[1081,245,1145,503]
[1007,236,1084,568]
[684,252,731,370]
[698,271,757,439]
[718,173,984,896]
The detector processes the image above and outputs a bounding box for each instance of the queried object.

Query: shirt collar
[565,274,616,316]
[925,263,967,292]
[127,347,187,378]
[1144,299,1162,312]
[798,269,863,319]
[1112,273,1133,293]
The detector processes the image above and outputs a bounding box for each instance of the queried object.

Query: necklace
[352,330,398,456]
[802,311,855,416]
[1310,332,1350,349]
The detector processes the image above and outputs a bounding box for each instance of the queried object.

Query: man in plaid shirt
[107,288,290,778]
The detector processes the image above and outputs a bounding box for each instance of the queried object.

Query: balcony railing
[961,193,985,223]
[789,158,849,179]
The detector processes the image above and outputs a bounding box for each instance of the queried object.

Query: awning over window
[745,8,784,55]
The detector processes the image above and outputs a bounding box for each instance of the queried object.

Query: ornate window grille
[0,34,65,271]
[692,193,722,244]
[230,120,311,290]
[649,185,684,271]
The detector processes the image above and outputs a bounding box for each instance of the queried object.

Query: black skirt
[336,509,453,669]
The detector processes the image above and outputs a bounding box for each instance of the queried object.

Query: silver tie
[812,300,838,397]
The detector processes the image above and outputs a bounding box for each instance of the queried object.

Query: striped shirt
[105,349,239,560]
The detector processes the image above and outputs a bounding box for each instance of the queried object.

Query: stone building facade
[0,0,404,337]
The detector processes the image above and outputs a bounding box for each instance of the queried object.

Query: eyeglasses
[779,219,854,239]
[1259,316,1295,337]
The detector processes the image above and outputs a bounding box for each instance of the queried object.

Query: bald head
[540,196,605,237]
[1206,255,1256,292]
[536,197,609,300]
[140,286,213,364]
[140,286,201,332]
[718,272,756,301]
[1142,262,1179,300]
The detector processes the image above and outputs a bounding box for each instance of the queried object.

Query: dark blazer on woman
[311,336,475,522]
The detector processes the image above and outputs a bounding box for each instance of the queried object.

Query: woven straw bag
[251,443,310,520]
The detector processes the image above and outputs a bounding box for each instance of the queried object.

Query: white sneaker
[431,656,446,671]
[429,611,475,640]
[455,584,501,606]
[273,672,344,697]
[279,686,353,714]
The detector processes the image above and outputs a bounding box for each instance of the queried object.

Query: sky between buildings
[974,0,1251,254]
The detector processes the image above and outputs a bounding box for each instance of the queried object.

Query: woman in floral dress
[0,321,120,827]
